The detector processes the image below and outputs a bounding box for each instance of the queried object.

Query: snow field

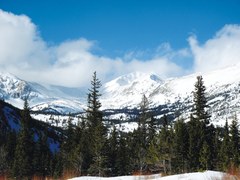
[69,170,231,180]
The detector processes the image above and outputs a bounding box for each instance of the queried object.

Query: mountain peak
[0,71,21,81]
[105,71,163,88]
[102,72,164,109]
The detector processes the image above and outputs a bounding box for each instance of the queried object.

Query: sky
[0,0,240,87]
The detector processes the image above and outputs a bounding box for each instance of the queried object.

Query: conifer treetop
[193,75,210,124]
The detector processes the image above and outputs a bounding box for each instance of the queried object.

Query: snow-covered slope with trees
[0,100,61,152]
[1,63,240,126]
[101,63,240,126]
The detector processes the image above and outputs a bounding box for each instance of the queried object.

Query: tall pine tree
[86,71,107,176]
[187,114,200,171]
[158,115,173,174]
[190,75,212,171]
[106,126,119,176]
[12,98,34,180]
[173,118,188,173]
[135,94,151,174]
[193,76,210,124]
[219,120,231,170]
[229,115,239,167]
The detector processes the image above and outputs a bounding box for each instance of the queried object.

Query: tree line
[0,72,240,179]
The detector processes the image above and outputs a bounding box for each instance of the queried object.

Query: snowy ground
[69,171,232,180]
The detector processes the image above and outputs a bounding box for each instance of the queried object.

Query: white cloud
[0,10,49,69]
[189,24,240,73]
[0,9,184,87]
[2,10,238,88]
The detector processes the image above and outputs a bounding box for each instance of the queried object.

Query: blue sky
[0,0,240,87]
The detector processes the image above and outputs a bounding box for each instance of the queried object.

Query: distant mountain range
[1,63,240,127]
[0,71,86,114]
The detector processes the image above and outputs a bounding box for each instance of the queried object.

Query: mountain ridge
[1,64,240,127]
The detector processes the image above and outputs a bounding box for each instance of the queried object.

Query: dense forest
[0,72,240,180]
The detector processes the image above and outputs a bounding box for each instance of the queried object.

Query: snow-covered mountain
[102,72,163,109]
[1,63,240,127]
[101,64,240,126]
[0,72,85,114]
[0,72,43,101]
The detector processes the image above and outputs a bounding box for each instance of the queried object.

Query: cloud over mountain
[0,9,185,87]
[0,9,240,87]
[189,24,240,73]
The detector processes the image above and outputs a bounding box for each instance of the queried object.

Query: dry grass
[61,169,79,180]
[219,166,240,180]
[0,175,7,180]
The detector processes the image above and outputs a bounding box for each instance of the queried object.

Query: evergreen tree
[130,129,141,172]
[0,102,8,146]
[145,115,158,173]
[199,123,215,170]
[219,120,231,170]
[135,94,151,174]
[190,76,212,171]
[193,76,210,124]
[33,129,52,178]
[51,152,63,179]
[106,126,119,176]
[229,115,239,167]
[115,132,132,175]
[204,124,215,169]
[193,76,210,151]
[61,115,76,172]
[70,120,86,176]
[86,71,107,176]
[0,146,7,176]
[199,140,211,170]
[77,120,91,174]
[145,136,161,173]
[88,123,107,176]
[5,131,17,174]
[212,127,222,170]
[86,71,102,127]
[173,118,188,173]
[147,116,157,144]
[12,98,34,180]
[187,114,200,171]
[158,115,173,174]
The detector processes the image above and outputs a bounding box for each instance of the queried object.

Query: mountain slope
[102,72,163,109]
[0,72,44,101]
[101,64,240,126]
[1,64,240,127]
[0,100,61,151]
[0,72,85,114]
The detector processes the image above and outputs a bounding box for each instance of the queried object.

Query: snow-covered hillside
[69,171,233,180]
[0,72,85,114]
[0,100,60,152]
[101,64,240,126]
[1,63,240,127]
[0,72,44,102]
[102,64,240,108]
[102,72,163,109]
